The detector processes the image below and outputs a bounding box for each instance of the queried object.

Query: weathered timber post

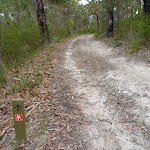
[12,99,27,144]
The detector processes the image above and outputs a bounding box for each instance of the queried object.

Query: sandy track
[64,35,150,150]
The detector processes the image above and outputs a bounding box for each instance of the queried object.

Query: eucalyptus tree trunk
[138,0,142,15]
[65,8,71,35]
[143,0,150,16]
[131,0,133,18]
[116,1,120,33]
[0,19,4,67]
[35,0,50,43]
[97,14,100,34]
[105,0,113,38]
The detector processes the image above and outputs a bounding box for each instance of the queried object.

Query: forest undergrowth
[96,15,150,54]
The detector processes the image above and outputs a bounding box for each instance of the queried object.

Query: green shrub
[115,15,150,52]
[113,41,122,48]
[1,19,44,68]
[0,62,7,84]
[0,18,46,83]
[20,79,39,90]
[53,35,60,43]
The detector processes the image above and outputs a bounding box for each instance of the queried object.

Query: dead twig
[47,128,62,131]
[0,124,12,140]
[0,104,7,109]
[25,105,33,111]
[26,102,40,117]
[55,113,80,119]
[44,131,57,146]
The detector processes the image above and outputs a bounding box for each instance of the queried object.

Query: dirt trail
[63,35,150,150]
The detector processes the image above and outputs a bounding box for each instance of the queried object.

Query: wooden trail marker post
[12,99,27,144]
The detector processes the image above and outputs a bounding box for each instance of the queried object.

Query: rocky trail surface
[63,35,150,150]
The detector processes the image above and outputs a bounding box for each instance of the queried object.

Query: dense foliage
[0,0,150,83]
[0,0,90,83]
[0,0,43,83]
[88,0,150,51]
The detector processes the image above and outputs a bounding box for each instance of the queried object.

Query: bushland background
[0,0,150,84]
